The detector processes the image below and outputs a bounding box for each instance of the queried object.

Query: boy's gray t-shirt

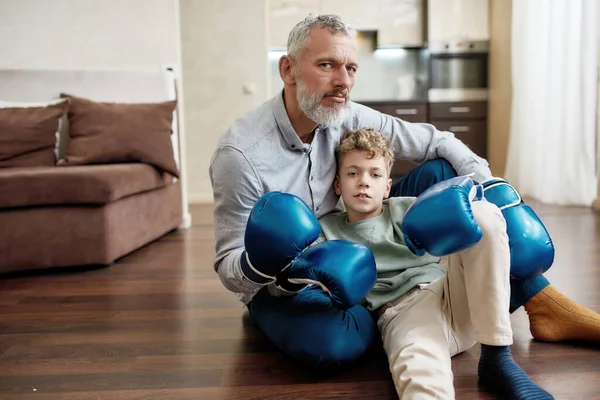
[317,197,446,311]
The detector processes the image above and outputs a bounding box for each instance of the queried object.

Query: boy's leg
[377,284,457,399]
[443,200,553,399]
[392,159,600,343]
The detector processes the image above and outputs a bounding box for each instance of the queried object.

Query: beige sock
[523,285,600,343]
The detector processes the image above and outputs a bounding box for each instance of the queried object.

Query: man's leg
[247,285,377,373]
[444,200,553,399]
[389,159,457,198]
[390,159,551,310]
[391,159,600,343]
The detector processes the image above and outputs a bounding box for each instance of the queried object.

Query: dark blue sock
[478,345,553,400]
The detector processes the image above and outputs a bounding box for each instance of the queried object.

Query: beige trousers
[377,200,513,400]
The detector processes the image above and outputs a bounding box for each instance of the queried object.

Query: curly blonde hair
[336,127,395,175]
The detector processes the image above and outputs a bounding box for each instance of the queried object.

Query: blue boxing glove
[402,176,484,256]
[482,178,555,279]
[241,192,321,285]
[275,240,377,309]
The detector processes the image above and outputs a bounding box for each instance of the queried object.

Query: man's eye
[321,63,332,69]
[347,66,357,74]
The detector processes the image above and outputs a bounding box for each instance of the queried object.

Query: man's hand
[241,192,321,285]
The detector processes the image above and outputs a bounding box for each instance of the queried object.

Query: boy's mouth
[355,193,371,199]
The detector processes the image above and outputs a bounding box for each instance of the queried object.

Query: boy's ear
[383,177,392,199]
[334,175,342,196]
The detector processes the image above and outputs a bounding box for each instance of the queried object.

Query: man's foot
[523,284,600,342]
[478,345,553,399]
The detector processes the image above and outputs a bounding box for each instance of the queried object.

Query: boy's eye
[347,172,357,176]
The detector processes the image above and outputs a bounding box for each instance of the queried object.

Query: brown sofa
[0,164,183,274]
[0,69,187,274]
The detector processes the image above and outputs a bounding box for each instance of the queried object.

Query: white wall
[488,0,512,177]
[179,0,269,203]
[593,4,600,212]
[0,0,194,223]
[0,0,179,69]
[1,0,272,205]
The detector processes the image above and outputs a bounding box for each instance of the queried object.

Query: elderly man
[210,13,600,374]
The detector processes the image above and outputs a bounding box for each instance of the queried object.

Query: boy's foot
[524,284,600,342]
[478,344,553,400]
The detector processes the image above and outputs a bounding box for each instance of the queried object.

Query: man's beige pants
[377,200,514,399]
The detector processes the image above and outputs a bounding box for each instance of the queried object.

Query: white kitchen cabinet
[428,0,489,42]
[377,0,425,48]
[319,0,379,30]
[269,0,320,49]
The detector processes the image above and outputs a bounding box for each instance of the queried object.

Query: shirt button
[310,176,314,181]
[316,206,321,211]
[291,145,296,149]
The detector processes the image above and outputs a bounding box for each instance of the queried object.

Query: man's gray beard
[297,81,349,127]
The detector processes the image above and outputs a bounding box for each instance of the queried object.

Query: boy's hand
[274,240,377,309]
[402,176,484,256]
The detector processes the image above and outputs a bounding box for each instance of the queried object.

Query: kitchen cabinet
[361,101,428,122]
[428,0,489,42]
[357,100,429,178]
[268,0,427,50]
[429,101,488,159]
[377,0,425,48]
[357,100,489,178]
[269,0,320,49]
[320,0,379,30]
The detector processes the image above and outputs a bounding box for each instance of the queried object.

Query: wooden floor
[1,201,599,399]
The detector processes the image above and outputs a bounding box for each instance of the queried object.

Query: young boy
[316,127,554,399]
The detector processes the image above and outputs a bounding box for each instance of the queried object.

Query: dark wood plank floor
[1,201,599,399]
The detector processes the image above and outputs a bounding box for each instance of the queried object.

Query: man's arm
[209,146,264,296]
[353,103,492,182]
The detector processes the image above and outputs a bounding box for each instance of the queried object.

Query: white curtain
[505,0,598,206]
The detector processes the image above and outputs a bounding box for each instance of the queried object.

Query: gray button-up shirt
[209,91,492,305]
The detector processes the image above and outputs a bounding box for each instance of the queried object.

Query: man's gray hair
[287,14,355,60]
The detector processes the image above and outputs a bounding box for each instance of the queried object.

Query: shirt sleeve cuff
[239,250,275,285]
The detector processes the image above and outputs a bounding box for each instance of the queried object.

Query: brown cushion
[0,99,68,167]
[58,94,179,177]
[0,163,174,209]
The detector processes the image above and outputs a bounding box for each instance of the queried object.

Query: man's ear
[334,175,342,196]
[383,177,392,199]
[279,55,296,85]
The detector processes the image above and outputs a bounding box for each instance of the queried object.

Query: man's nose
[332,66,351,89]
